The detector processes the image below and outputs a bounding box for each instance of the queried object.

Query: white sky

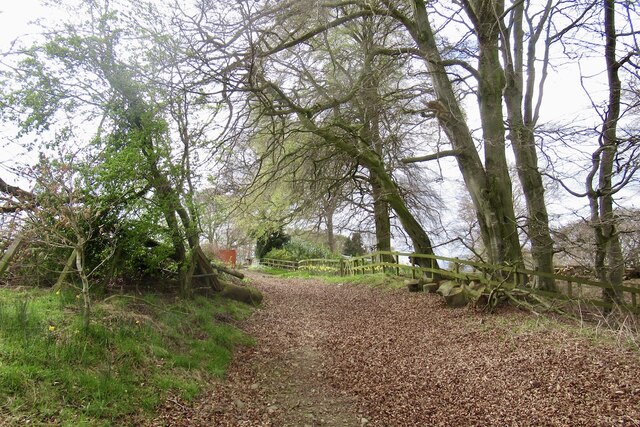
[0,0,45,47]
[0,1,46,187]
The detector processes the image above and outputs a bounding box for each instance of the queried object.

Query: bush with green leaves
[264,237,340,262]
[262,247,296,261]
[255,229,291,259]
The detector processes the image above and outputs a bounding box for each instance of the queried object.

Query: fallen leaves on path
[154,274,640,426]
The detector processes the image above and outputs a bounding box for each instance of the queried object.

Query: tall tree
[546,0,639,302]
[235,4,442,268]
[585,0,638,302]
[0,0,231,295]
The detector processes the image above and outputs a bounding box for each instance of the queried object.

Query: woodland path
[154,272,640,426]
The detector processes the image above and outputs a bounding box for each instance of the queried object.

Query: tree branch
[0,177,34,202]
[402,149,461,164]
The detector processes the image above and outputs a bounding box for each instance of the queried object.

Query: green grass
[0,288,253,425]
[251,265,311,277]
[323,273,408,289]
[254,265,408,290]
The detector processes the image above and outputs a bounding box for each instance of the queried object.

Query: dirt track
[154,273,640,426]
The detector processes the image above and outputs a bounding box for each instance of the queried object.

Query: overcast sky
[0,0,44,47]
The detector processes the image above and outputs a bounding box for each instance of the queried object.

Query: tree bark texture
[590,0,625,303]
[502,0,556,291]
[371,176,392,256]
[358,19,393,263]
[408,0,523,267]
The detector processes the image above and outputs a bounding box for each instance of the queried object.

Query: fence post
[411,256,416,280]
[567,281,573,299]
[578,282,583,298]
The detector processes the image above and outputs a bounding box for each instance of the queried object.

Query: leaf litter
[153,273,640,426]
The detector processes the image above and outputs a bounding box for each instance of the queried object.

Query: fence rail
[260,251,640,313]
[259,258,299,270]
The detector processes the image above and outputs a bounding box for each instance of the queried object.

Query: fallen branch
[212,262,245,280]
[53,249,77,291]
[0,233,25,275]
[0,177,36,212]
[0,177,34,202]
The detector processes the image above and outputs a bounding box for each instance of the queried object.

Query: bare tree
[585,0,639,302]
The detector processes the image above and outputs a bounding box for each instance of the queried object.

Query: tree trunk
[359,19,393,263]
[324,199,336,252]
[589,0,625,305]
[75,242,91,329]
[359,150,439,273]
[600,0,625,303]
[511,130,556,291]
[502,1,556,291]
[53,249,77,291]
[371,175,392,256]
[376,171,437,272]
[194,245,224,292]
[159,204,190,296]
[408,0,523,267]
[0,233,24,275]
[99,48,225,298]
[297,115,440,272]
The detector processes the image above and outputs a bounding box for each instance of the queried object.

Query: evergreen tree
[343,233,365,257]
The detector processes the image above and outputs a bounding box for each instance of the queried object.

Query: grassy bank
[0,287,253,425]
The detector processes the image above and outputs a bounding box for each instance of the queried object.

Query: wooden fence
[259,258,299,270]
[260,251,640,313]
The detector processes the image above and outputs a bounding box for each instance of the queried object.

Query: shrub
[262,247,296,261]
[255,229,290,259]
[264,237,340,262]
